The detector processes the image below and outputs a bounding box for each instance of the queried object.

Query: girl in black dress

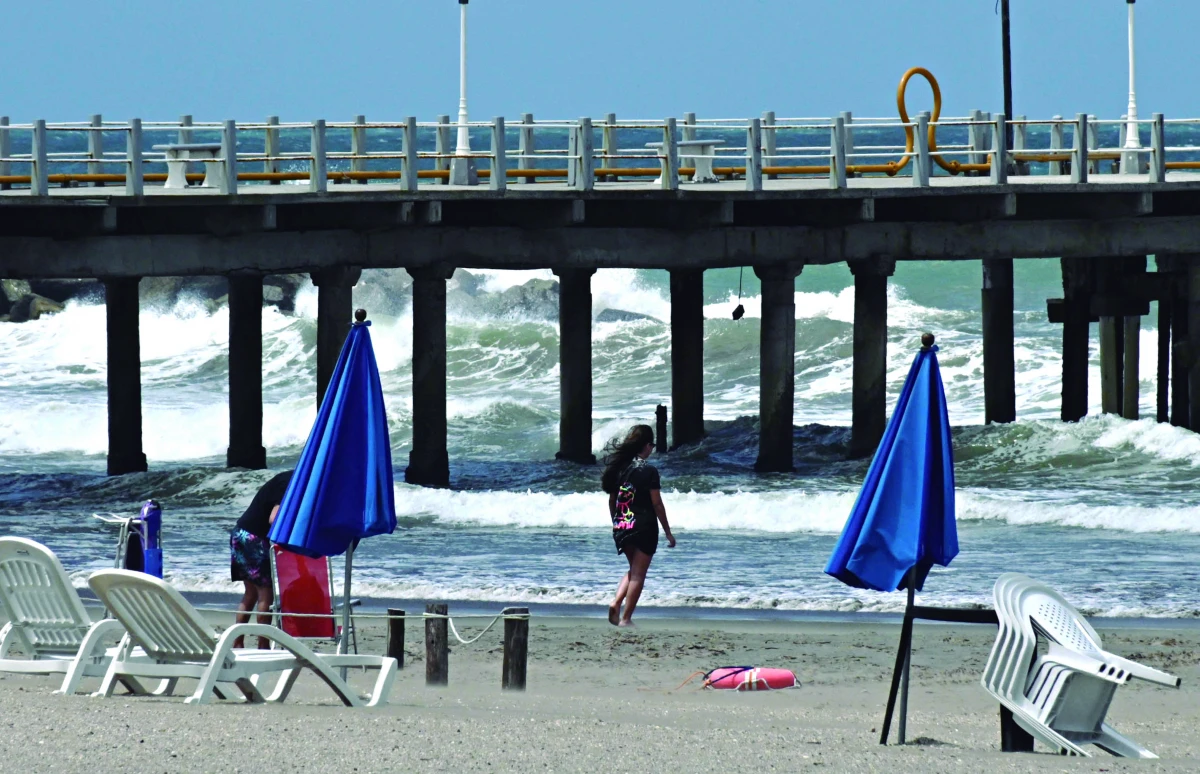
[601,424,675,627]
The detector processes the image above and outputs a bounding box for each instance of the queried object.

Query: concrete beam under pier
[669,269,705,449]
[311,266,361,408]
[754,264,802,473]
[405,265,454,488]
[227,275,266,470]
[104,277,147,476]
[554,268,597,465]
[982,259,1016,424]
[848,258,894,459]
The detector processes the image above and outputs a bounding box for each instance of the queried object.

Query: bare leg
[619,549,653,627]
[233,582,258,649]
[253,582,274,649]
[610,567,631,626]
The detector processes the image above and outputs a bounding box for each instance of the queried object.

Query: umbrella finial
[355,308,367,323]
[921,332,935,351]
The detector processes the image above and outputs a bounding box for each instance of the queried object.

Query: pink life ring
[704,666,798,691]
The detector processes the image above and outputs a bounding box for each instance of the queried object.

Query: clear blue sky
[5,1,1197,122]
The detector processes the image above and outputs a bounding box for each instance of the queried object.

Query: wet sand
[2,612,1199,772]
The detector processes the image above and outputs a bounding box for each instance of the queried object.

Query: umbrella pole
[897,570,916,745]
[340,542,355,680]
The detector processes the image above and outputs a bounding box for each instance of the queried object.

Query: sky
[3,1,1197,122]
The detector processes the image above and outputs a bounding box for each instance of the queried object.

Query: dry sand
[2,612,1199,773]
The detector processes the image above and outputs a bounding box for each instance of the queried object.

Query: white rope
[444,613,504,645]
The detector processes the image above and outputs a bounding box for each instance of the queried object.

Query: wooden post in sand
[426,603,449,685]
[502,607,529,691]
[386,608,405,669]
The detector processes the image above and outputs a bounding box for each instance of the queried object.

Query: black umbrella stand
[877,574,1031,751]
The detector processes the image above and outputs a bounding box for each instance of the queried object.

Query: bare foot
[617,620,636,628]
[608,605,620,626]
[232,637,245,649]
[257,638,272,650]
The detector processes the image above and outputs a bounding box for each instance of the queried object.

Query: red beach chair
[269,545,357,653]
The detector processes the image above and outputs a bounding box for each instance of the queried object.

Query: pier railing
[0,110,1192,196]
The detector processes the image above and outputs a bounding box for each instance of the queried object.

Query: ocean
[4,255,1200,621]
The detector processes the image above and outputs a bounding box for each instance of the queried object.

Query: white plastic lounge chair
[88,569,396,706]
[981,573,1180,758]
[0,537,151,696]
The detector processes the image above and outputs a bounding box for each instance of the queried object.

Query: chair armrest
[1104,653,1181,688]
[1041,644,1127,685]
[0,622,14,658]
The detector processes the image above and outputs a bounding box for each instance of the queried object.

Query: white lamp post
[451,0,477,185]
[1122,0,1142,174]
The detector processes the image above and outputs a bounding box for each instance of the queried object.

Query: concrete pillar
[104,277,147,476]
[1097,259,1123,416]
[1060,258,1091,423]
[848,258,894,459]
[1188,261,1200,433]
[227,275,266,469]
[754,264,803,472]
[554,268,596,464]
[982,258,1016,424]
[1171,263,1190,427]
[1123,315,1140,420]
[1157,287,1171,424]
[311,266,362,408]
[669,268,705,448]
[405,266,454,488]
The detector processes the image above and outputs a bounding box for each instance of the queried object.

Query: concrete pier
[848,259,893,459]
[982,258,1016,424]
[1060,258,1092,422]
[1171,260,1191,427]
[104,277,147,476]
[311,267,361,408]
[669,269,705,448]
[406,266,454,488]
[1189,261,1200,433]
[1123,314,1141,420]
[227,275,266,469]
[754,264,802,472]
[554,268,596,464]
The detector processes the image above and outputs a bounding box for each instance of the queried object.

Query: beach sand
[2,612,1199,772]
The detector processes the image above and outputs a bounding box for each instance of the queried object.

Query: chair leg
[1094,724,1158,759]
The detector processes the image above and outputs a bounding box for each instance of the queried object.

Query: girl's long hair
[600,424,654,494]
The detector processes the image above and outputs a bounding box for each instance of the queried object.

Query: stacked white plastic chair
[981,573,1180,758]
[0,537,151,695]
[88,569,396,706]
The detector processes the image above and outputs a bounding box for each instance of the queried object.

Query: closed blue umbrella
[824,333,957,592]
[823,332,957,746]
[269,308,396,653]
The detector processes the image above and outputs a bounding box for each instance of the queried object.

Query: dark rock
[0,280,31,316]
[596,308,660,323]
[28,279,102,304]
[451,269,484,297]
[5,293,65,323]
[263,274,306,313]
[473,278,559,320]
[353,269,413,318]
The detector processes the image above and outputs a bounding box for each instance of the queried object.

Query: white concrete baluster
[126,119,143,197]
[567,120,578,188]
[491,116,506,192]
[913,113,930,187]
[682,112,696,173]
[602,112,616,181]
[762,110,777,179]
[746,118,762,192]
[575,117,594,192]
[178,114,193,145]
[1150,113,1166,183]
[89,114,104,185]
[1087,114,1099,175]
[265,116,280,185]
[221,119,238,194]
[403,116,418,193]
[829,116,847,190]
[841,111,856,176]
[31,119,48,196]
[662,118,679,191]
[969,109,986,168]
[435,115,451,185]
[310,119,326,193]
[1072,113,1088,184]
[1049,116,1064,176]
[518,112,535,185]
[0,116,10,190]
[1013,114,1026,175]
[351,114,367,185]
[990,114,1008,184]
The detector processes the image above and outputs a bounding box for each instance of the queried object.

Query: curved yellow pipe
[891,66,990,176]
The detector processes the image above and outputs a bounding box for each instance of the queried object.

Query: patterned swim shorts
[230,528,271,586]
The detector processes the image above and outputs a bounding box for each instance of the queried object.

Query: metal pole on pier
[451,0,476,185]
[1000,0,1013,151]
[1122,0,1141,173]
